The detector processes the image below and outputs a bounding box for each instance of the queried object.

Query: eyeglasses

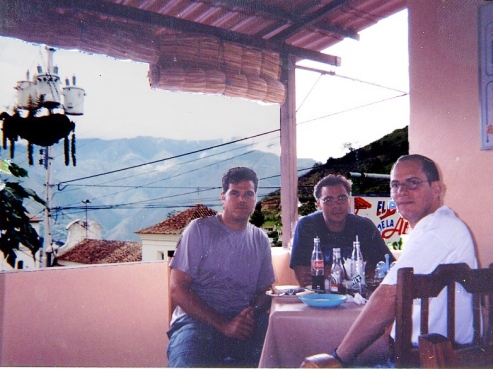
[320,194,349,205]
[390,178,428,192]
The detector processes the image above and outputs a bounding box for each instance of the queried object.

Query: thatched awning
[149,34,285,103]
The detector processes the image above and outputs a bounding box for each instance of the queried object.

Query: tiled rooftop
[57,239,142,264]
[136,204,217,235]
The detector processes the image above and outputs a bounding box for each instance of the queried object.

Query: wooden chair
[395,263,493,368]
[301,263,493,368]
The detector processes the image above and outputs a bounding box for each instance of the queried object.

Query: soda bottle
[330,248,345,294]
[311,236,325,293]
[351,235,366,293]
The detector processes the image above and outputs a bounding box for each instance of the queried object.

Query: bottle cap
[353,235,360,247]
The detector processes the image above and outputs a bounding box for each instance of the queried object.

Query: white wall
[140,233,179,262]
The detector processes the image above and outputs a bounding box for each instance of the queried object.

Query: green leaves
[0,164,45,268]
[4,181,45,206]
[7,162,28,178]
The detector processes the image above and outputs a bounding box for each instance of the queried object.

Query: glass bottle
[311,236,325,293]
[329,248,345,294]
[351,235,366,293]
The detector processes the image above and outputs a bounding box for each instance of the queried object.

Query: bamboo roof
[0,0,406,103]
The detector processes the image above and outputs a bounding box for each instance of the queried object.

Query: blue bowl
[299,293,347,308]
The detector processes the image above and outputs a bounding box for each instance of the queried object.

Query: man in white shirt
[308,154,477,367]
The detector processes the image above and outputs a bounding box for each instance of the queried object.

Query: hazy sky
[0,10,408,163]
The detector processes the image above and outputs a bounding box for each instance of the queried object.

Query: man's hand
[221,306,256,340]
[294,265,313,287]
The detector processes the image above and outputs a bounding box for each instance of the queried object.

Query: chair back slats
[472,294,482,346]
[395,263,493,368]
[395,267,416,366]
[486,294,493,344]
[446,282,456,342]
[420,297,429,336]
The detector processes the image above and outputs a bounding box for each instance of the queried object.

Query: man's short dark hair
[313,174,351,199]
[222,167,259,193]
[392,154,440,182]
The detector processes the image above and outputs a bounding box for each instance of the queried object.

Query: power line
[49,133,312,225]
[295,65,408,126]
[297,72,323,113]
[70,136,278,191]
[297,65,408,94]
[55,138,279,208]
[102,136,277,185]
[297,93,408,126]
[57,129,279,189]
[54,167,314,214]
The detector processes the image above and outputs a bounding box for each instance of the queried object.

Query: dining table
[258,295,390,368]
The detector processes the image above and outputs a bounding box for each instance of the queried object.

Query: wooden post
[279,52,298,248]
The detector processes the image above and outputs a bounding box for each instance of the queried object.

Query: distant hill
[2,136,314,242]
[2,127,407,243]
[260,126,409,222]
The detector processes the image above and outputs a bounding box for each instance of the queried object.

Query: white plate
[266,286,315,302]
[273,285,300,294]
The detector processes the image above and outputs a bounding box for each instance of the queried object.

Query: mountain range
[259,126,409,223]
[2,136,315,242]
[3,125,408,243]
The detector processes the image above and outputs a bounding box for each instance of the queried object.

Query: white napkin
[345,293,367,305]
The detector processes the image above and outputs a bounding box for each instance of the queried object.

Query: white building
[60,219,103,250]
[135,204,217,262]
[0,215,41,271]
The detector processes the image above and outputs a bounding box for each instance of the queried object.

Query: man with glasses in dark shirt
[290,174,394,287]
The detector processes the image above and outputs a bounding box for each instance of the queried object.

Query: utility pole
[9,46,85,268]
[82,199,91,239]
[42,47,56,268]
[42,146,54,268]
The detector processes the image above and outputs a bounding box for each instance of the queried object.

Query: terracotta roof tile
[57,239,142,264]
[136,204,217,235]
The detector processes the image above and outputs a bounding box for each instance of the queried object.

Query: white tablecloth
[259,298,390,368]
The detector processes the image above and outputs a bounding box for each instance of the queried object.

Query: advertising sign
[353,196,409,250]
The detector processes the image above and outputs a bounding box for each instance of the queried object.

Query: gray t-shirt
[170,215,275,323]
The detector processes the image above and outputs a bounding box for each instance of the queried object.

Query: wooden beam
[45,0,340,66]
[285,45,341,66]
[269,0,349,43]
[199,0,295,20]
[201,0,359,41]
[314,21,360,41]
[54,0,266,48]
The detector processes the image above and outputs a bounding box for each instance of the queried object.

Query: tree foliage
[259,127,409,225]
[0,162,45,267]
[249,201,265,227]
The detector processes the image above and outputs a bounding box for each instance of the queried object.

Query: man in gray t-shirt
[167,167,275,368]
